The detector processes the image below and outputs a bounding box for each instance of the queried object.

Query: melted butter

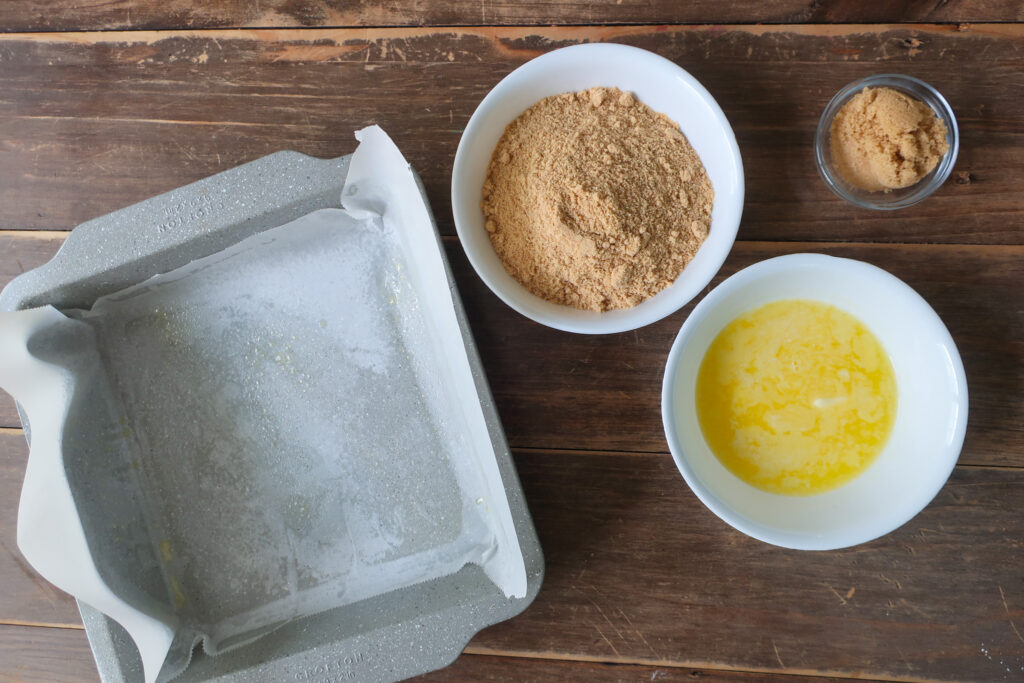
[695,299,897,495]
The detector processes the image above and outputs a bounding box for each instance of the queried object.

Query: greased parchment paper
[0,127,527,683]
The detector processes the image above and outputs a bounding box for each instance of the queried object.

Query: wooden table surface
[2,2,1024,682]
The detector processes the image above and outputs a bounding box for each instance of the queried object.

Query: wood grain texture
[0,625,97,683]
[0,25,1022,243]
[2,233,1020,467]
[1,1,1021,33]
[2,432,1022,680]
[417,653,872,682]
[465,452,1024,682]
[458,240,1024,466]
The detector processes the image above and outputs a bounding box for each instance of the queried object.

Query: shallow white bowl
[661,253,968,550]
[451,43,744,334]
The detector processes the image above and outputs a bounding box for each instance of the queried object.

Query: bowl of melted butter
[662,253,967,550]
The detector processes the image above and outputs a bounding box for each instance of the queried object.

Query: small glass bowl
[815,74,959,210]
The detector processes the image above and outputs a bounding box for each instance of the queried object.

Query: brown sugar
[829,87,949,192]
[481,87,714,312]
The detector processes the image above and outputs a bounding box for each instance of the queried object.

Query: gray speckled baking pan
[0,151,544,682]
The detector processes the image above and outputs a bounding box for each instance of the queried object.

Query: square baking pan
[0,150,544,682]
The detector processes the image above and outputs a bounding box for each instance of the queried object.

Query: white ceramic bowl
[661,254,968,550]
[451,43,744,334]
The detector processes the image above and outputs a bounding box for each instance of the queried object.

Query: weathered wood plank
[0,625,97,683]
[0,626,875,683]
[2,433,1022,680]
[466,452,1024,682]
[419,653,873,681]
[0,25,1021,243]
[459,241,1024,466]
[2,234,1020,468]
[0,1,1020,33]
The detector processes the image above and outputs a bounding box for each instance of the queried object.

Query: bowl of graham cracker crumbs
[815,74,959,210]
[451,43,744,334]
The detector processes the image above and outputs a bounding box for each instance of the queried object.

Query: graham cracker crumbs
[481,86,713,312]
[830,86,949,192]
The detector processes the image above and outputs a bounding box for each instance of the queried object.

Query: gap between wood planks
[0,21,1013,37]
[460,646,915,683]
[0,23,1019,48]
[0,619,83,629]
[0,621,931,683]
[5,230,1024,251]
[2,425,1020,473]
[0,625,904,683]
